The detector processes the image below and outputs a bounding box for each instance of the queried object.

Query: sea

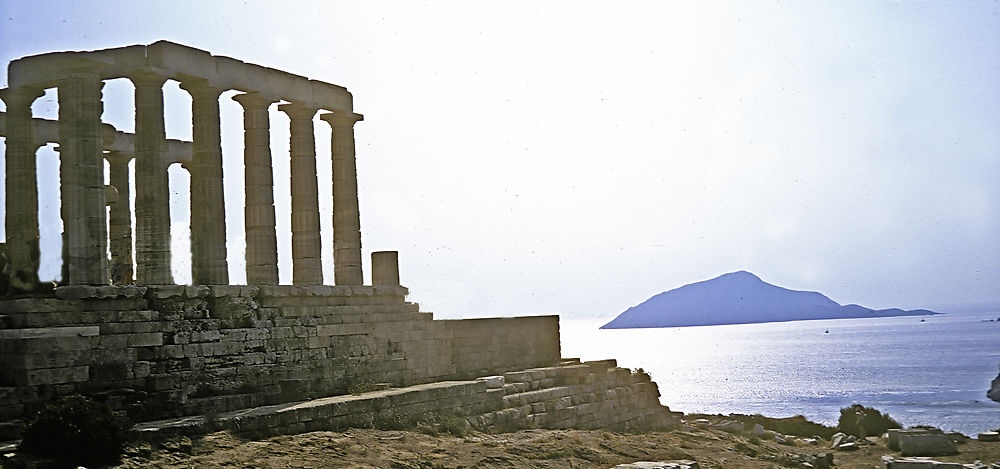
[560,309,1000,436]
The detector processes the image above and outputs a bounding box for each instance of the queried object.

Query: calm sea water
[560,310,1000,436]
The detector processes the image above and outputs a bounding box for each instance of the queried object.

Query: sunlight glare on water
[561,311,1000,436]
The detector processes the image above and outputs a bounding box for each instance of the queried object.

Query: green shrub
[415,414,470,437]
[836,404,901,438]
[373,411,413,431]
[19,394,131,466]
[438,415,471,437]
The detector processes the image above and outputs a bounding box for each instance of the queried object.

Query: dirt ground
[112,424,1000,469]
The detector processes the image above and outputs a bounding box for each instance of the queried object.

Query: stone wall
[0,285,560,423]
[131,359,679,439]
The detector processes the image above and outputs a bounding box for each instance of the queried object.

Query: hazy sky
[1,1,998,319]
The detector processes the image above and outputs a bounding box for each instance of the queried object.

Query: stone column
[320,111,364,285]
[371,251,400,286]
[0,86,45,291]
[58,64,109,285]
[232,92,279,285]
[130,70,173,285]
[278,102,323,285]
[180,80,229,285]
[106,151,134,284]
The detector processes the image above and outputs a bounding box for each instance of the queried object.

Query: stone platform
[130,358,678,439]
[0,285,560,438]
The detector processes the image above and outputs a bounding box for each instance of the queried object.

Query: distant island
[601,271,939,329]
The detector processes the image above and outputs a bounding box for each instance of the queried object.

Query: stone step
[279,303,423,317]
[474,379,676,433]
[502,385,577,408]
[132,379,489,439]
[0,310,159,329]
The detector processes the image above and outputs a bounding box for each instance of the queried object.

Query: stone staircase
[121,359,679,441]
[472,358,680,433]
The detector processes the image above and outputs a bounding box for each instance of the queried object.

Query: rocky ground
[106,419,1000,469]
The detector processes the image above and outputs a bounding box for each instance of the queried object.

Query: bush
[415,414,470,437]
[19,394,131,466]
[836,404,901,438]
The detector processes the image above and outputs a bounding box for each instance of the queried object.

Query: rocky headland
[990,368,1000,403]
[602,271,939,329]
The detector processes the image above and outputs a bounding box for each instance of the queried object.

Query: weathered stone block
[147,374,177,391]
[24,365,89,386]
[149,285,186,299]
[185,285,210,298]
[209,285,244,297]
[100,322,156,335]
[127,332,164,347]
[55,285,97,299]
[0,326,99,339]
[3,335,97,354]
[899,434,958,456]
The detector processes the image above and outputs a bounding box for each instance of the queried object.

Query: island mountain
[601,271,938,329]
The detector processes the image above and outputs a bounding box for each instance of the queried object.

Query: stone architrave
[131,70,173,285]
[320,111,364,286]
[180,79,229,285]
[3,41,364,289]
[233,92,279,285]
[278,102,323,285]
[58,64,109,285]
[0,86,44,290]
[106,151,134,284]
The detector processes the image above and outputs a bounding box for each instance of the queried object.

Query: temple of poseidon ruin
[0,41,678,441]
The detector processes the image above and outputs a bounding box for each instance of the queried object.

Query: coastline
[563,312,1000,437]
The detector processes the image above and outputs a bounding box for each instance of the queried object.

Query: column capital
[178,78,224,99]
[0,86,45,107]
[128,69,169,88]
[232,91,278,109]
[278,101,319,120]
[319,110,364,127]
[105,150,133,164]
[100,123,120,147]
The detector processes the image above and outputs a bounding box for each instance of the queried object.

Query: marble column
[232,92,279,285]
[0,86,45,291]
[320,111,364,286]
[58,65,109,285]
[106,151,134,284]
[279,102,322,285]
[180,80,229,285]
[131,70,173,285]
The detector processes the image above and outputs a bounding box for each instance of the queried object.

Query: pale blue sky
[1,1,998,318]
